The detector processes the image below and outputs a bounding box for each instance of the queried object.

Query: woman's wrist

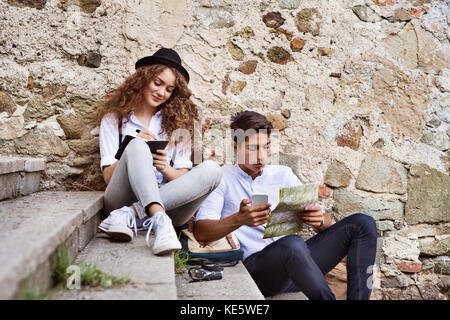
[159,164,173,176]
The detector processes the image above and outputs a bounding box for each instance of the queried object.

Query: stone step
[0,156,46,201]
[54,232,177,300]
[0,191,104,299]
[176,262,265,300]
[267,291,308,300]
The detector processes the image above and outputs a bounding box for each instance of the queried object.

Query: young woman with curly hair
[97,48,222,255]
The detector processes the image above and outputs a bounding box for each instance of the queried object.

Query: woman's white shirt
[99,111,193,183]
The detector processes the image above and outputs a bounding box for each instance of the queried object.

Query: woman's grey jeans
[103,138,222,227]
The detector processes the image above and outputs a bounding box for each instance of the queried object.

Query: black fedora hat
[135,48,190,83]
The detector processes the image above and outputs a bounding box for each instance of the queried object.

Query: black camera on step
[188,262,223,282]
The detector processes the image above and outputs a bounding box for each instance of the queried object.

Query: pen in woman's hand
[136,129,156,141]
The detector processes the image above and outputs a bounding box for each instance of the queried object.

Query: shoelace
[142,212,173,247]
[127,210,138,237]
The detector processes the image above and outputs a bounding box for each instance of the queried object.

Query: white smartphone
[251,193,269,206]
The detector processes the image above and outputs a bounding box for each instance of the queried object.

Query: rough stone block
[7,0,47,10]
[417,281,445,300]
[295,8,322,36]
[376,220,395,232]
[267,46,292,65]
[382,236,420,262]
[382,285,422,300]
[382,23,417,71]
[194,6,234,28]
[23,158,46,172]
[355,153,407,195]
[397,261,422,273]
[0,157,25,175]
[0,91,17,116]
[375,237,385,266]
[19,171,41,196]
[333,189,404,221]
[324,160,352,188]
[400,223,450,238]
[278,153,306,183]
[418,236,450,256]
[0,172,21,200]
[15,129,70,157]
[434,256,450,275]
[405,164,450,225]
[0,116,26,140]
[66,138,99,155]
[279,0,300,10]
[381,273,415,288]
[352,5,382,22]
[262,12,285,28]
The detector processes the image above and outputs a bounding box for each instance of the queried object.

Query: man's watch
[319,208,325,228]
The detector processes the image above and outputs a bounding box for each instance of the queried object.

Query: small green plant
[52,243,74,285]
[78,262,130,289]
[174,250,190,274]
[174,250,204,274]
[52,241,130,290]
[18,285,49,300]
[18,242,131,299]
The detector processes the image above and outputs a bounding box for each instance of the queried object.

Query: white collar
[128,110,162,128]
[233,163,265,180]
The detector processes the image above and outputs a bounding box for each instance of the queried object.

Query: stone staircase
[0,156,291,300]
[55,234,178,300]
[0,189,103,298]
[0,156,45,201]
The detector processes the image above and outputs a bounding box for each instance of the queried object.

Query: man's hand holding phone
[236,198,271,227]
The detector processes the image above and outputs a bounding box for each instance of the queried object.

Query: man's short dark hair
[231,111,273,131]
[230,111,273,144]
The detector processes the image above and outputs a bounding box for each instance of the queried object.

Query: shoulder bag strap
[118,119,123,147]
[225,234,238,249]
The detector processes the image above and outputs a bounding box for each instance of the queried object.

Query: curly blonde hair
[96,64,198,143]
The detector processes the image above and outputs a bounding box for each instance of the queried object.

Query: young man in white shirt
[194,111,377,300]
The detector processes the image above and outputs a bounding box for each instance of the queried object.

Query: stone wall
[0,0,448,299]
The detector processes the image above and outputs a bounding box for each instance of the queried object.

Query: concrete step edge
[0,156,46,175]
[0,157,47,201]
[0,191,104,299]
[54,233,178,300]
[176,261,265,300]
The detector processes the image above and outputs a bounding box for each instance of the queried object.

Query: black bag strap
[118,120,123,147]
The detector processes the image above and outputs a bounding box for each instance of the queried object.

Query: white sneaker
[98,206,137,242]
[142,212,181,255]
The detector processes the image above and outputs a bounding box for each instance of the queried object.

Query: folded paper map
[263,184,319,239]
